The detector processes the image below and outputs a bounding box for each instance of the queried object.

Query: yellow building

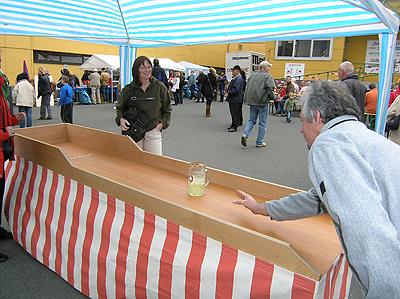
[1,34,396,85]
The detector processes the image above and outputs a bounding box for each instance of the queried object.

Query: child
[283,93,296,123]
[274,83,286,116]
[59,75,73,123]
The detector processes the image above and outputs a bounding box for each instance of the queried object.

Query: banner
[285,63,305,80]
[365,40,400,74]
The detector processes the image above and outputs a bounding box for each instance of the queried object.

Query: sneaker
[228,127,237,132]
[241,135,247,147]
[256,142,266,148]
[37,117,45,120]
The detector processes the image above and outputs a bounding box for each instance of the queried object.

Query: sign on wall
[226,52,265,80]
[365,40,400,74]
[284,63,305,79]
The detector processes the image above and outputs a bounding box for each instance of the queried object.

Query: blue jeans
[286,110,292,120]
[243,105,268,145]
[189,85,197,99]
[18,106,32,128]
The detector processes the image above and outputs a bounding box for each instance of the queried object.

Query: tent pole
[111,67,113,103]
[119,45,137,89]
[375,32,397,135]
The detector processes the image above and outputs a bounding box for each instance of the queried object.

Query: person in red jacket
[0,59,25,263]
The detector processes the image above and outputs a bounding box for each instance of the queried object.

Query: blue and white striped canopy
[0,0,399,134]
[0,0,398,47]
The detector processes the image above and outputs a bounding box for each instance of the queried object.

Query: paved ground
[0,99,312,298]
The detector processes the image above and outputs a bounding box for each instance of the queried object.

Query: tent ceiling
[0,0,398,47]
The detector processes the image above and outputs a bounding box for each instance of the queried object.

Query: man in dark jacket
[338,61,367,121]
[226,65,244,132]
[37,66,52,120]
[151,58,169,89]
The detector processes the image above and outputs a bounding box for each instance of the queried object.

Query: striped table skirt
[1,157,352,298]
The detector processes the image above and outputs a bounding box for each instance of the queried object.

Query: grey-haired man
[234,80,400,298]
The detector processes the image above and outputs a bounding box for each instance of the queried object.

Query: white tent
[80,54,120,71]
[150,58,185,72]
[1,0,399,134]
[178,61,209,75]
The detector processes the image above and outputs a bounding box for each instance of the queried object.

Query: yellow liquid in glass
[188,181,206,197]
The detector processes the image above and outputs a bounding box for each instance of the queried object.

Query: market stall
[3,124,350,298]
[79,54,120,103]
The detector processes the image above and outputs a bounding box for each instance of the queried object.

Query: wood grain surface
[14,124,342,280]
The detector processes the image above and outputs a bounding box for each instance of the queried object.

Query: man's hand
[120,117,130,131]
[233,190,268,216]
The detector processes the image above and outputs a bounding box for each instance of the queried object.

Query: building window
[33,50,91,65]
[276,39,332,60]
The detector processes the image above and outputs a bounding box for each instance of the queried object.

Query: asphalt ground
[0,98,314,298]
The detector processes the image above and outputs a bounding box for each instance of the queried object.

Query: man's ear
[314,110,325,128]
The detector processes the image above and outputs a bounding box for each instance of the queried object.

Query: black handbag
[122,117,146,142]
[385,115,400,132]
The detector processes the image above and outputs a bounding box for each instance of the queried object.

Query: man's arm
[233,187,322,221]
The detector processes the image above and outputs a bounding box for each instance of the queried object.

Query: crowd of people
[115,56,400,156]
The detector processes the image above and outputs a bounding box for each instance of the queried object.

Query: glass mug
[188,162,209,197]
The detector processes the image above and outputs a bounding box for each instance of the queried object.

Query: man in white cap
[241,60,275,148]
[89,68,101,104]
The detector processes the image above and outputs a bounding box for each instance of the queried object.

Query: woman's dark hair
[239,69,246,81]
[132,56,152,85]
[16,72,29,82]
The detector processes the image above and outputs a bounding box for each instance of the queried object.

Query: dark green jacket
[115,78,171,131]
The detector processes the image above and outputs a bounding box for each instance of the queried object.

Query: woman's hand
[15,112,25,121]
[6,126,15,137]
[120,117,130,131]
[155,122,164,131]
[233,190,268,216]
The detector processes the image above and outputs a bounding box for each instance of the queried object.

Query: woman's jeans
[243,105,268,145]
[18,106,32,128]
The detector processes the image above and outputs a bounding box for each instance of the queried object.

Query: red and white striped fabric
[1,157,352,299]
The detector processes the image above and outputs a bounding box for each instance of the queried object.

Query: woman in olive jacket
[115,56,172,155]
